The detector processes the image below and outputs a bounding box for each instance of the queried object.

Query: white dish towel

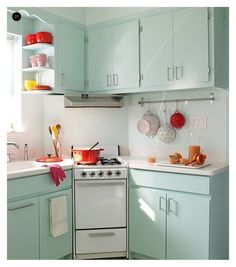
[49,195,68,237]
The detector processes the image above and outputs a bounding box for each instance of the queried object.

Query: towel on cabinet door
[49,195,68,237]
[49,164,66,187]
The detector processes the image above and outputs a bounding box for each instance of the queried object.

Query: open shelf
[22,43,54,50]
[22,90,53,95]
[22,67,54,72]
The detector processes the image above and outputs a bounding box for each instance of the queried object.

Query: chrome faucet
[7,142,19,149]
[7,142,19,162]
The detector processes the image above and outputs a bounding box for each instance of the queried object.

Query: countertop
[120,156,229,176]
[7,156,228,180]
[7,158,74,180]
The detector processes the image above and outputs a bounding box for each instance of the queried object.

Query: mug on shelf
[35,53,47,67]
[29,55,37,67]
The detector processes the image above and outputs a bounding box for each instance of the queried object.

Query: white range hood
[64,94,124,108]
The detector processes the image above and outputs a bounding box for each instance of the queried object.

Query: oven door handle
[88,232,115,237]
[75,180,126,186]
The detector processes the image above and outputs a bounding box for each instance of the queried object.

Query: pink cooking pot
[73,147,104,164]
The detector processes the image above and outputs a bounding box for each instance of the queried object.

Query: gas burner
[100,158,121,165]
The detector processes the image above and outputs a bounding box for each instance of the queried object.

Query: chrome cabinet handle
[106,75,112,87]
[8,203,35,211]
[113,74,118,86]
[88,232,115,237]
[159,196,167,213]
[175,66,183,80]
[60,73,65,86]
[168,198,177,215]
[167,67,173,81]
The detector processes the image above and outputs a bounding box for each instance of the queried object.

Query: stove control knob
[107,170,113,177]
[98,171,104,177]
[90,171,96,177]
[115,170,121,176]
[81,171,87,177]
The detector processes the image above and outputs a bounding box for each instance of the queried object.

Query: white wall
[8,88,228,163]
[128,88,228,162]
[7,95,45,160]
[42,95,129,157]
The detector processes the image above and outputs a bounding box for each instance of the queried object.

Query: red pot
[26,33,36,45]
[73,148,104,164]
[170,110,185,130]
[36,32,53,44]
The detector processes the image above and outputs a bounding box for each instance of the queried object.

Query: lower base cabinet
[8,197,39,259]
[7,171,72,260]
[40,189,72,259]
[129,169,229,259]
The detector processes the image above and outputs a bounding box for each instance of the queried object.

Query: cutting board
[156,161,211,169]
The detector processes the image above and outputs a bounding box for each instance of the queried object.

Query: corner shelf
[22,90,53,95]
[22,67,54,72]
[23,43,54,50]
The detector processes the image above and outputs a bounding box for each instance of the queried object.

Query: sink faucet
[7,142,19,149]
[7,142,19,162]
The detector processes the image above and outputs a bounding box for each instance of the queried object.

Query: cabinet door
[57,24,85,92]
[140,12,173,88]
[113,20,139,89]
[167,191,210,259]
[7,198,39,259]
[88,27,113,91]
[173,8,209,84]
[39,189,72,259]
[129,187,166,259]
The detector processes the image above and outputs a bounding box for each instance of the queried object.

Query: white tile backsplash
[8,88,228,163]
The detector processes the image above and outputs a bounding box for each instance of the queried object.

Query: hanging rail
[138,92,214,107]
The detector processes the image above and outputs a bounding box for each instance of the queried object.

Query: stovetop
[74,157,128,168]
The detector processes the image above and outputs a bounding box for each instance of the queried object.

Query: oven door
[74,179,126,229]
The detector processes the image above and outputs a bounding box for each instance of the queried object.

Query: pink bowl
[35,53,47,67]
[29,55,37,67]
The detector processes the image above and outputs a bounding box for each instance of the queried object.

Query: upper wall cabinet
[140,7,228,91]
[87,20,139,92]
[140,8,209,90]
[57,23,85,93]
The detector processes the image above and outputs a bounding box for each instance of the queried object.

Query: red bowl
[26,34,36,45]
[36,32,53,44]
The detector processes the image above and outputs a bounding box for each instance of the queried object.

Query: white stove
[72,146,128,259]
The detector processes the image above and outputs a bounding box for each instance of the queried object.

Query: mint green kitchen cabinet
[140,12,173,88]
[87,20,139,92]
[57,23,85,93]
[129,168,228,259]
[39,189,72,259]
[87,26,113,91]
[173,8,209,86]
[7,197,39,259]
[140,8,209,90]
[129,187,166,259]
[166,191,210,259]
[7,170,72,259]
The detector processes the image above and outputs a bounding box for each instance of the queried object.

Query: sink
[7,158,73,179]
[7,160,43,172]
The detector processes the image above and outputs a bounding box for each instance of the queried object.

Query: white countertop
[7,158,74,180]
[7,156,228,180]
[120,156,229,176]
